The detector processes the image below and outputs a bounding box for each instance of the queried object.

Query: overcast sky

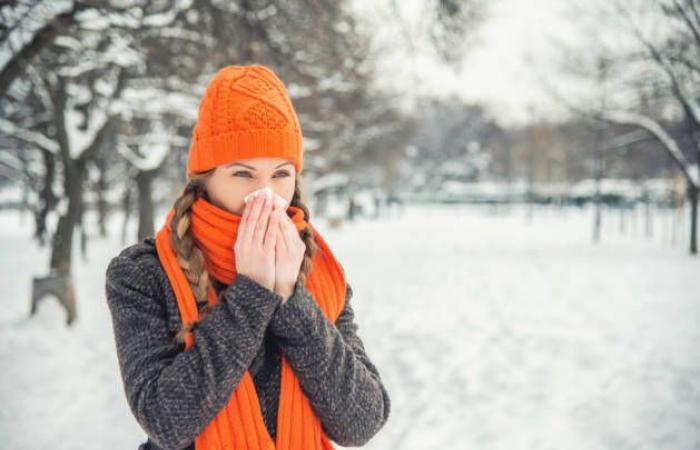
[351,0,599,126]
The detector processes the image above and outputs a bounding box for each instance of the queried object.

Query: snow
[1,203,699,449]
[0,0,73,74]
[317,73,356,93]
[569,178,642,198]
[0,118,59,154]
[142,0,194,28]
[302,136,321,151]
[118,86,199,120]
[116,121,179,172]
[0,185,22,203]
[75,8,114,31]
[64,102,109,159]
[441,180,522,200]
[308,172,350,194]
[74,1,195,31]
[286,82,313,98]
[62,72,126,160]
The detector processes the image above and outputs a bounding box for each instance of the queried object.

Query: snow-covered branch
[63,78,119,159]
[638,35,700,124]
[619,0,700,124]
[603,110,699,187]
[74,0,194,31]
[142,0,194,27]
[0,0,73,74]
[116,121,186,172]
[665,0,700,48]
[114,86,199,121]
[0,117,58,153]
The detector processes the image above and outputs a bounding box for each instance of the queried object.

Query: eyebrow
[226,162,293,170]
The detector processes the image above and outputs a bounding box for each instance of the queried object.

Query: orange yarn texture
[186,65,304,176]
[154,196,346,449]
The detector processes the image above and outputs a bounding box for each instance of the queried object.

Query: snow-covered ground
[1,203,699,450]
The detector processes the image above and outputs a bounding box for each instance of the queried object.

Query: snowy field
[1,203,699,450]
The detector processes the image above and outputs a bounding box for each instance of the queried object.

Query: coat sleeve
[105,254,282,450]
[268,281,391,447]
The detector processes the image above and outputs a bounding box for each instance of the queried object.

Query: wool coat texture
[105,237,391,450]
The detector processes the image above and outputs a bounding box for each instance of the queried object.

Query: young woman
[105,64,391,450]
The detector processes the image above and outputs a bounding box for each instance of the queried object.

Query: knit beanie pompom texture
[186,64,304,176]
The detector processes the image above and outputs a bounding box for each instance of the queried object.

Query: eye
[232,170,289,178]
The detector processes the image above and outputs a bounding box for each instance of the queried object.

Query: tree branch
[0,2,79,96]
[603,110,698,187]
[0,117,58,153]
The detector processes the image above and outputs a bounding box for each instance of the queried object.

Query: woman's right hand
[234,192,281,292]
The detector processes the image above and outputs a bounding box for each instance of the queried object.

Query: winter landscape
[2,0,700,449]
[2,202,699,449]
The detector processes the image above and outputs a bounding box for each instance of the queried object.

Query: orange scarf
[154,196,346,450]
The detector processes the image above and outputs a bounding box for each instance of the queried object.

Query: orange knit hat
[186,64,304,176]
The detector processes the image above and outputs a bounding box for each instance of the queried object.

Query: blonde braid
[170,171,218,344]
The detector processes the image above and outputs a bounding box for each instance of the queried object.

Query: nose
[255,182,273,192]
[245,186,279,207]
[247,186,288,210]
[250,184,275,200]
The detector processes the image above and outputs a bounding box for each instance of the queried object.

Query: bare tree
[0,0,393,324]
[547,0,699,254]
[601,1,699,254]
[0,1,84,96]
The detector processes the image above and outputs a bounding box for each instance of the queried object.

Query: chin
[219,203,243,216]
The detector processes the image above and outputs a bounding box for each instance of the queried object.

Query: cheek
[228,189,248,215]
[211,178,247,215]
[228,197,247,216]
[279,177,296,202]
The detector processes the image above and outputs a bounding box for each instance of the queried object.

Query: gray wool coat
[104,237,391,450]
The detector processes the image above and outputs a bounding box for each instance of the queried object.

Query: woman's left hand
[273,205,306,302]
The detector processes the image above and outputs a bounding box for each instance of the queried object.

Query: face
[203,157,296,216]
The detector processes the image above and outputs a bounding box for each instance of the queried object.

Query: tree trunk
[592,124,604,244]
[78,190,88,260]
[49,160,84,275]
[136,169,156,242]
[689,183,698,255]
[121,186,132,245]
[34,149,58,246]
[96,160,109,238]
[644,191,653,239]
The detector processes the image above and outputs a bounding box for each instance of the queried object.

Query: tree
[549,0,700,254]
[0,0,393,325]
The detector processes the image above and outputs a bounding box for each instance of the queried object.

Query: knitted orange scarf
[154,196,346,450]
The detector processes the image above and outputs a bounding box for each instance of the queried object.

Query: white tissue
[243,187,287,209]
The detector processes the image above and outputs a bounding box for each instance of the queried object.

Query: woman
[105,64,391,450]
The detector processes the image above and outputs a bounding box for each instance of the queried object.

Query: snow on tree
[549,0,700,254]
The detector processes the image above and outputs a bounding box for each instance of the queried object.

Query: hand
[273,203,307,302]
[234,192,280,292]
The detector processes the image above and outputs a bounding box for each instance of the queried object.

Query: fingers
[251,194,274,244]
[279,209,305,254]
[280,212,299,242]
[264,208,280,251]
[240,194,263,243]
[276,212,289,253]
